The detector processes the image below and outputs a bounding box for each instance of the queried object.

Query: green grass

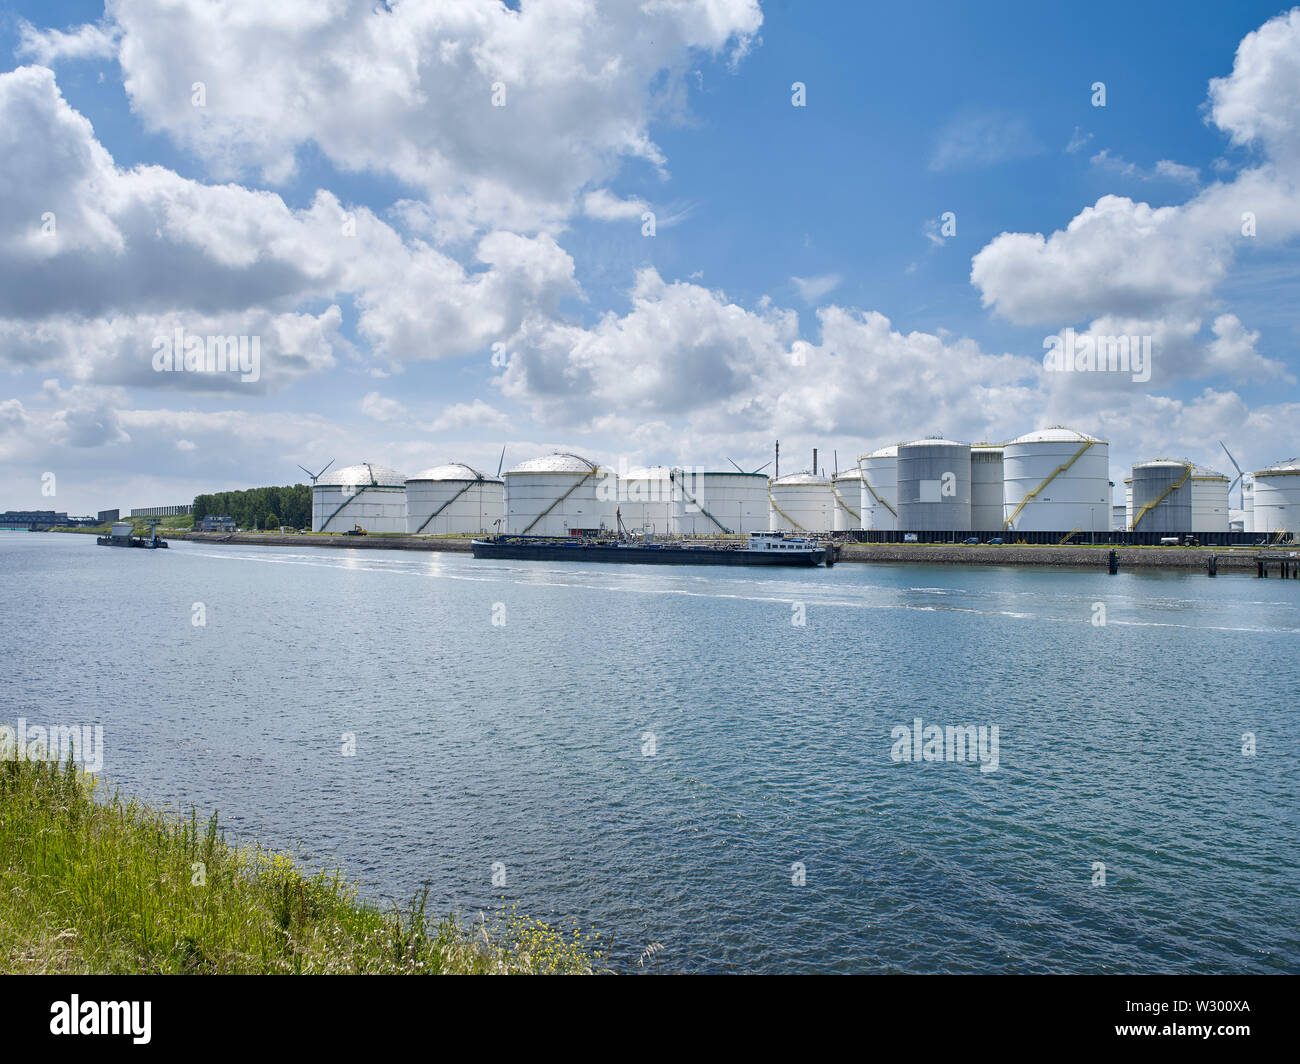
[0,748,603,974]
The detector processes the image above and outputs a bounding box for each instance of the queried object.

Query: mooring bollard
[1207,555,1217,577]
[1258,558,1266,578]
[1108,549,1118,575]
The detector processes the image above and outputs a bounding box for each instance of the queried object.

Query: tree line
[192,484,312,530]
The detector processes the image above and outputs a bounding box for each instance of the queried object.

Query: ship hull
[471,539,825,566]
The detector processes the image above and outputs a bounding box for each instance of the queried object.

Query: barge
[471,531,835,567]
[97,520,169,549]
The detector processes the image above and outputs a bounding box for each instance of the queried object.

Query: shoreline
[159,531,1291,571]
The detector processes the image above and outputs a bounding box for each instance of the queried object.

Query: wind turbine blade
[1219,441,1241,474]
[497,444,507,478]
[320,458,335,477]
[750,461,772,474]
[727,457,746,473]
[297,465,313,478]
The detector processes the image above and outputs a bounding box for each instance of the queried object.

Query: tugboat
[471,530,834,567]
[97,519,169,549]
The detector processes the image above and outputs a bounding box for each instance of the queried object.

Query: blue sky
[1,0,1297,513]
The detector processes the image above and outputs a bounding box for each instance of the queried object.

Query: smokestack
[812,448,818,476]
[775,440,780,480]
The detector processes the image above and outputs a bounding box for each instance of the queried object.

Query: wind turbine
[297,458,335,485]
[1219,441,1246,511]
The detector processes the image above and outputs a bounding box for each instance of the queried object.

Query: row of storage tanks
[309,437,1300,536]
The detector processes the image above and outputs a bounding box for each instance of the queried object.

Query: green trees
[193,485,311,530]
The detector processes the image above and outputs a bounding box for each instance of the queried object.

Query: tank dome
[317,462,407,488]
[407,463,501,483]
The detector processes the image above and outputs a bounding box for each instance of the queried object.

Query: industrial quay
[294,427,1298,549]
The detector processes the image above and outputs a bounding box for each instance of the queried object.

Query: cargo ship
[471,531,834,567]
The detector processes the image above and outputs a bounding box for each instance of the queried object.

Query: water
[4,533,1297,973]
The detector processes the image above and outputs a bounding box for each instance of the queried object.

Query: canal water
[4,534,1297,972]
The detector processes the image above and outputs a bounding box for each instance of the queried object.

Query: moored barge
[471,531,834,567]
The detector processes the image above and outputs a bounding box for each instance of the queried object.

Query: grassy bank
[0,749,602,974]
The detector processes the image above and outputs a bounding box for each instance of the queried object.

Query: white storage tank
[313,462,408,533]
[1189,466,1230,534]
[1130,460,1192,535]
[1124,478,1133,531]
[971,445,1005,531]
[619,466,675,533]
[896,438,971,532]
[1253,459,1300,534]
[1112,504,1126,532]
[1002,428,1109,533]
[769,473,834,532]
[672,471,769,535]
[504,452,613,535]
[405,463,504,535]
[831,469,865,531]
[1244,475,1255,533]
[859,446,899,531]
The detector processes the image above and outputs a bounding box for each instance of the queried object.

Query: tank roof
[316,462,407,487]
[1009,427,1105,445]
[507,452,600,474]
[773,472,831,485]
[864,445,899,459]
[407,463,501,483]
[1255,457,1300,475]
[900,437,969,448]
[1135,458,1193,468]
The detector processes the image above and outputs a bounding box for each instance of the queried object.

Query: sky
[1,0,1298,515]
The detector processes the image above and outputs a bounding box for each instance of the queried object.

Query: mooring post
[1108,549,1119,575]
[1207,555,1217,577]
[1258,558,1266,578]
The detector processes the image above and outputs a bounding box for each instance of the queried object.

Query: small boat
[471,531,834,567]
[97,520,169,549]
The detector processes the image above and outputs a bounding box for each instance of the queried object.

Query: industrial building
[0,510,69,529]
[282,427,1296,545]
[405,464,503,535]
[1002,428,1109,534]
[618,466,675,533]
[831,468,865,532]
[896,438,971,532]
[1130,460,1192,534]
[503,453,613,536]
[1253,458,1300,534]
[672,470,769,535]
[970,445,1005,530]
[769,472,834,533]
[1189,466,1231,534]
[130,504,192,517]
[859,446,899,531]
[312,462,408,533]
